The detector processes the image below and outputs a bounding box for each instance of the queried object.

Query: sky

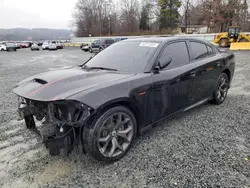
[1,0,78,29]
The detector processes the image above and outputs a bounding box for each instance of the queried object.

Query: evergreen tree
[140,5,150,31]
[158,0,181,30]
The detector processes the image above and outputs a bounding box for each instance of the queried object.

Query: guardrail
[67,33,250,46]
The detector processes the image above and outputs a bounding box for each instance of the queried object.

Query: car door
[188,41,222,103]
[92,40,100,51]
[152,41,197,122]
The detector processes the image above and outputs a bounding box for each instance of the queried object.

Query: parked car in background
[0,43,7,51]
[114,38,128,42]
[48,43,57,51]
[31,43,40,51]
[6,43,17,51]
[52,41,63,49]
[42,42,49,50]
[13,37,235,162]
[89,38,115,53]
[14,43,21,49]
[82,44,90,51]
[19,43,29,48]
[37,41,44,46]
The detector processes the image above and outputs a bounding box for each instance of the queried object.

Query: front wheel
[219,38,229,47]
[210,73,229,105]
[83,106,137,162]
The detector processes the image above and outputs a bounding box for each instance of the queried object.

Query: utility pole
[243,0,247,31]
[185,0,190,34]
[104,0,113,36]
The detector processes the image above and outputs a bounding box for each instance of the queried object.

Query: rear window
[190,42,209,60]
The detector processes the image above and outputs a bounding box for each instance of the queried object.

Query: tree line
[73,0,250,37]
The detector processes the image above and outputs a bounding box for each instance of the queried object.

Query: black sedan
[13,37,235,162]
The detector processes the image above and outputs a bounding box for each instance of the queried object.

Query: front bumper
[17,99,92,156]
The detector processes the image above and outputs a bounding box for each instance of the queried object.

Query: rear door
[152,40,197,121]
[188,41,222,103]
[104,39,115,47]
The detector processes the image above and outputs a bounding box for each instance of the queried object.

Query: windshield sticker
[139,42,159,48]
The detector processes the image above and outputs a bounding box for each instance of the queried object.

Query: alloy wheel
[98,112,134,158]
[216,74,229,102]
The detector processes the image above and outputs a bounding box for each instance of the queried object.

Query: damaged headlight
[48,100,92,125]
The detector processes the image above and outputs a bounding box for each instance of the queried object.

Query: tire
[219,38,229,47]
[89,48,93,53]
[24,115,36,129]
[99,48,103,52]
[239,38,249,42]
[210,73,229,105]
[0,48,4,51]
[83,106,137,162]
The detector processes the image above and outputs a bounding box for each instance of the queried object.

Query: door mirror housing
[159,55,172,69]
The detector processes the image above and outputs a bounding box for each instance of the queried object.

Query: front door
[92,40,100,51]
[152,41,196,122]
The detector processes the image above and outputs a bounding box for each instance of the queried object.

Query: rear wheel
[83,106,137,162]
[219,38,229,47]
[210,73,229,105]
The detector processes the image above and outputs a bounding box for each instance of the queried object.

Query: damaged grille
[20,98,91,126]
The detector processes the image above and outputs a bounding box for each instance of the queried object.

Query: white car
[82,44,90,51]
[48,43,57,51]
[0,44,6,51]
[31,43,40,51]
[52,41,63,49]
[42,42,50,50]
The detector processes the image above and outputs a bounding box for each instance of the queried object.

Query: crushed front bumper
[17,99,91,156]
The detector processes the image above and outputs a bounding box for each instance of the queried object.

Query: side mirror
[159,55,172,69]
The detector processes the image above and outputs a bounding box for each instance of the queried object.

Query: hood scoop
[33,78,48,85]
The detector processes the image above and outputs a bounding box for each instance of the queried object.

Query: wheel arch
[88,98,140,135]
[222,68,231,82]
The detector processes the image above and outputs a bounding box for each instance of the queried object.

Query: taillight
[103,44,107,47]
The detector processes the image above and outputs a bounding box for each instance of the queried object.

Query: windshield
[6,43,14,47]
[85,41,160,73]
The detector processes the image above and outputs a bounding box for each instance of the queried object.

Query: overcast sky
[1,0,78,29]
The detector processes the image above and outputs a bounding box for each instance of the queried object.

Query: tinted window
[190,42,208,60]
[86,41,160,73]
[105,39,115,44]
[159,42,189,69]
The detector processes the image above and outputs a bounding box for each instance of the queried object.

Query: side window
[159,41,190,70]
[207,45,214,56]
[190,42,208,60]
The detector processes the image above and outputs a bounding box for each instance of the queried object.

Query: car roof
[121,36,210,44]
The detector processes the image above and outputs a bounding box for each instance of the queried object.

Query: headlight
[48,100,92,125]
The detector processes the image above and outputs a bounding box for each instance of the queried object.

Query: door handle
[189,71,196,78]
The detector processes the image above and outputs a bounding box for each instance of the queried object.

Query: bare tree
[120,0,140,33]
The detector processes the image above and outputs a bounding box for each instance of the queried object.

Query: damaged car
[13,37,235,162]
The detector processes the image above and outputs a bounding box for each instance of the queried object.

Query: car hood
[13,67,135,101]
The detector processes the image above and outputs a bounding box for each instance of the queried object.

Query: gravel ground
[0,48,250,188]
